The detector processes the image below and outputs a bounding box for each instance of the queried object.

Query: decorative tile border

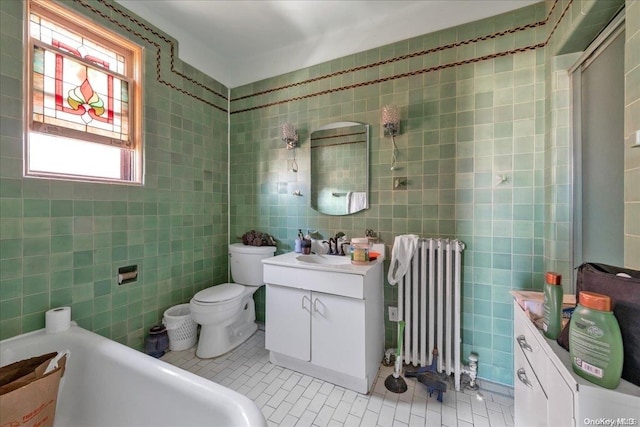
[232,0,559,103]
[230,43,544,115]
[72,0,572,116]
[230,0,574,114]
[74,0,229,113]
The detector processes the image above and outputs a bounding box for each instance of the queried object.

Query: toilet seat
[193,283,244,304]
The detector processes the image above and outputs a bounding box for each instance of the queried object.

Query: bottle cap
[545,272,562,285]
[579,291,611,312]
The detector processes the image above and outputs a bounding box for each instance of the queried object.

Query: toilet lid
[193,283,244,303]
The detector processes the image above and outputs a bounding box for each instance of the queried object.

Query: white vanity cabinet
[263,250,384,394]
[513,302,640,427]
[265,285,365,375]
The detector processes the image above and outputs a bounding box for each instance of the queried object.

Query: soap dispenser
[294,229,303,253]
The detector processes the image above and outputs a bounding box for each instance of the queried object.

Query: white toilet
[190,243,276,358]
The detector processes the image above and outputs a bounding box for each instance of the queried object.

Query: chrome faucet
[322,237,344,255]
[322,233,349,255]
[339,241,351,256]
[323,238,338,255]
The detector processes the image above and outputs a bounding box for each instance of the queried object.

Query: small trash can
[144,325,170,358]
[162,304,197,351]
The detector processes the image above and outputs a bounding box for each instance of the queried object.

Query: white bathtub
[0,324,266,427]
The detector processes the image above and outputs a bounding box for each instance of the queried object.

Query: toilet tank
[229,243,276,286]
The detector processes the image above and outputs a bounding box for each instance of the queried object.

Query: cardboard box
[0,352,67,427]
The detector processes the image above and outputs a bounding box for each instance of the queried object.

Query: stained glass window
[26,0,142,183]
[30,10,131,146]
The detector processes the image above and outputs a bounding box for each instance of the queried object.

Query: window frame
[24,0,144,184]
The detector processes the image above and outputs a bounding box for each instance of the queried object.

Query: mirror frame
[310,121,370,215]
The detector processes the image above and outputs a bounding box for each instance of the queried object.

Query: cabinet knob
[517,368,533,388]
[517,335,533,352]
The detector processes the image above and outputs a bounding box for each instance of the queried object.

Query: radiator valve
[383,348,396,366]
[462,352,479,390]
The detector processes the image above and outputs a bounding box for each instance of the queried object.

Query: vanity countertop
[262,243,385,276]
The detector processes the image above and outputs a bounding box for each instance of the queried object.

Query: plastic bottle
[350,237,370,265]
[542,272,563,339]
[294,229,303,253]
[569,291,623,389]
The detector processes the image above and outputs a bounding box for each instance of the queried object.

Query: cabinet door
[311,292,365,377]
[265,285,311,361]
[514,344,547,427]
[546,364,574,427]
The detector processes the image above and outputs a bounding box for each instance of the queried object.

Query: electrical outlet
[388,306,398,322]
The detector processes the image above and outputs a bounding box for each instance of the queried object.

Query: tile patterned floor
[161,329,514,427]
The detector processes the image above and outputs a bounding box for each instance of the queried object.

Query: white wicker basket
[162,304,197,351]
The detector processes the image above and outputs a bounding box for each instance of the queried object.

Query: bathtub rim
[0,323,267,427]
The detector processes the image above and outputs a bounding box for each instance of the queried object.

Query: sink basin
[296,254,352,265]
[262,244,384,274]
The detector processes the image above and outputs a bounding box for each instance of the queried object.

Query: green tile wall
[0,0,229,348]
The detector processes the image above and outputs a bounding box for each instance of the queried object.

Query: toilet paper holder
[118,265,138,285]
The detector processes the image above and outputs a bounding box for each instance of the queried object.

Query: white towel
[387,234,420,285]
[347,191,367,213]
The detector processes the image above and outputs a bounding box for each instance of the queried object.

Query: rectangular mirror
[310,122,369,215]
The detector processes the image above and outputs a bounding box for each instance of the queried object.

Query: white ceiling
[114,0,540,89]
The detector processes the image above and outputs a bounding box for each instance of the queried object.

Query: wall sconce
[282,123,299,172]
[281,123,298,150]
[382,105,400,137]
[382,105,400,170]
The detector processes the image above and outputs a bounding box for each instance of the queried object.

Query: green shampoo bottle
[569,291,624,389]
[542,272,563,339]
